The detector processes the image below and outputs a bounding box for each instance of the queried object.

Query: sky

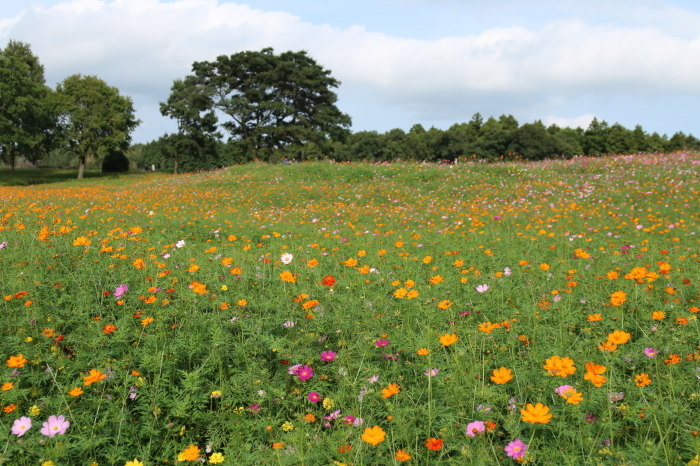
[2,0,700,144]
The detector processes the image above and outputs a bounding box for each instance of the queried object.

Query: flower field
[1,152,699,465]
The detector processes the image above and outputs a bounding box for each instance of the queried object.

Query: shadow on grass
[0,169,144,187]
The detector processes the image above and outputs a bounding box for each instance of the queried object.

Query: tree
[57,75,140,179]
[0,40,59,171]
[160,76,218,173]
[190,48,351,160]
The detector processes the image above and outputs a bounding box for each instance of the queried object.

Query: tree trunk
[78,155,85,180]
[174,152,179,175]
[9,146,16,172]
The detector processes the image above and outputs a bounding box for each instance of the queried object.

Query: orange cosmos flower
[42,328,55,338]
[343,258,358,267]
[406,289,419,299]
[429,275,443,284]
[422,256,433,264]
[395,449,412,461]
[416,348,430,356]
[1,382,13,391]
[651,311,666,320]
[230,267,242,275]
[439,333,458,346]
[664,354,681,365]
[272,442,285,450]
[543,355,576,377]
[322,275,336,287]
[587,314,603,322]
[381,383,400,398]
[132,258,145,270]
[73,236,91,246]
[437,300,453,310]
[597,341,618,353]
[361,425,386,446]
[304,413,316,423]
[490,367,513,384]
[307,258,319,267]
[7,354,28,368]
[144,296,157,304]
[237,299,247,306]
[520,403,552,424]
[607,330,631,345]
[676,317,688,325]
[3,404,17,413]
[219,302,229,310]
[610,290,627,306]
[186,264,200,273]
[178,445,201,461]
[68,387,84,396]
[102,324,117,334]
[635,373,652,387]
[141,317,154,327]
[425,438,443,450]
[279,271,296,283]
[583,362,607,387]
[606,271,619,280]
[539,263,550,271]
[83,369,106,386]
[302,300,319,310]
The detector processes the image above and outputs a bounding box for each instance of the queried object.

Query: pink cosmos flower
[114,284,128,299]
[308,392,321,403]
[375,339,391,347]
[11,417,32,437]
[295,365,313,382]
[476,284,489,293]
[644,347,659,358]
[40,415,69,438]
[554,385,575,396]
[320,350,337,362]
[504,439,528,459]
[465,420,486,437]
[425,368,440,377]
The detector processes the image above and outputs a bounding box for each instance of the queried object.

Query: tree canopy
[57,74,140,179]
[0,40,59,171]
[184,48,351,161]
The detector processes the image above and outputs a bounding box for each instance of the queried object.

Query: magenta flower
[504,439,528,459]
[11,417,32,437]
[307,391,321,403]
[375,339,391,347]
[644,347,659,358]
[465,420,485,437]
[295,365,314,382]
[40,415,70,438]
[114,284,128,299]
[320,350,337,362]
[288,364,302,375]
[342,415,356,425]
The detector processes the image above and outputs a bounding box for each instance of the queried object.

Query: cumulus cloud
[1,0,699,140]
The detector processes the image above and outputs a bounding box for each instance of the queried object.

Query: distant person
[151,164,155,172]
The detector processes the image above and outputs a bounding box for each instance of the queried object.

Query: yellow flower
[29,405,41,416]
[209,453,225,464]
[177,444,201,461]
[361,425,386,446]
[281,421,294,431]
[323,397,335,409]
[125,459,144,466]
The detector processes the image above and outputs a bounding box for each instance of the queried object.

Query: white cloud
[1,0,699,141]
[543,113,596,130]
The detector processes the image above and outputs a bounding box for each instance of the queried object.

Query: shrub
[101,148,130,173]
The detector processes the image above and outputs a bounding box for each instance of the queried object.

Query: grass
[0,168,150,187]
[0,153,699,465]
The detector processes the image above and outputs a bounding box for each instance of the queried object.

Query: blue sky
[2,0,700,143]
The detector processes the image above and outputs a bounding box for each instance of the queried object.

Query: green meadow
[1,153,699,465]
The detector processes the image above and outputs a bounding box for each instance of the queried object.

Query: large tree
[57,74,140,179]
[0,40,59,171]
[189,48,351,160]
[160,76,218,173]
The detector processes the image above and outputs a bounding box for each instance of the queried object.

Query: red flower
[425,438,443,450]
[322,275,336,287]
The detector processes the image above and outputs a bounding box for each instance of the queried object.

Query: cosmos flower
[40,415,70,438]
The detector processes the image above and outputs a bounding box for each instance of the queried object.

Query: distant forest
[108,113,699,172]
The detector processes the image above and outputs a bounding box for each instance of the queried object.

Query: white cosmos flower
[280,253,294,264]
[176,240,185,248]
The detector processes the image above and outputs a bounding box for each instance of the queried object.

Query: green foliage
[188,48,351,161]
[56,74,140,179]
[101,148,130,173]
[0,154,700,464]
[0,40,60,170]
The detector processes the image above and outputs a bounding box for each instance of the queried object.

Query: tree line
[3,41,698,176]
[0,40,139,178]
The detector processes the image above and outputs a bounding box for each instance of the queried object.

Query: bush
[101,148,130,173]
